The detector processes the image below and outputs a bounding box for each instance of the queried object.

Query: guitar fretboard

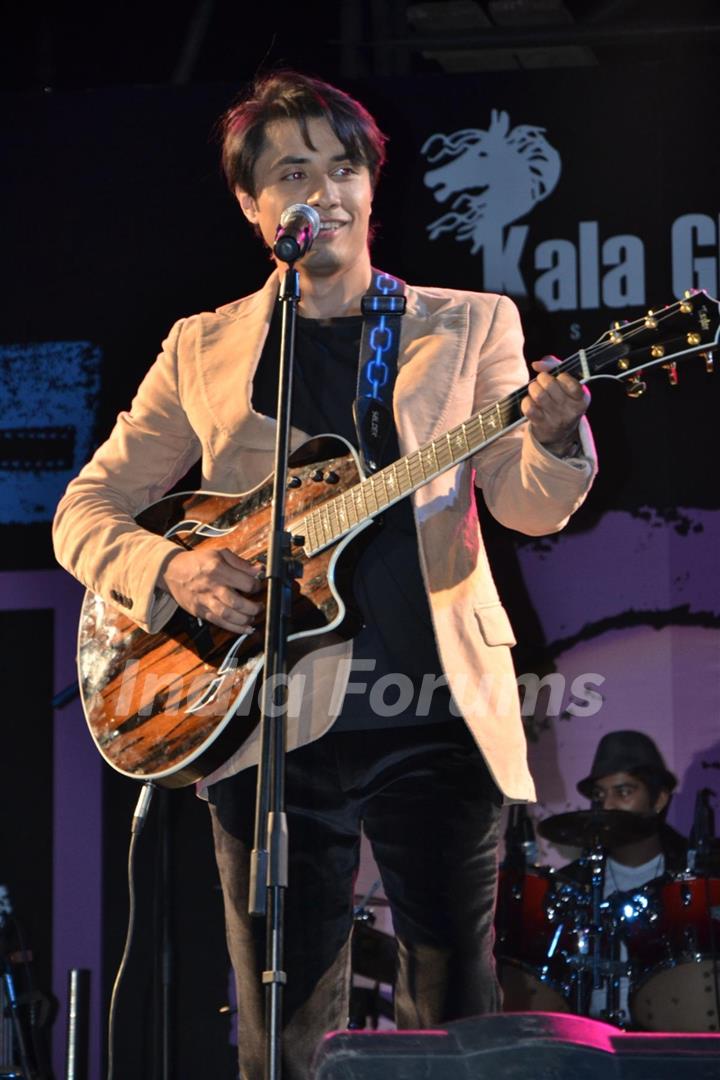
[296,289,719,556]
[298,388,531,554]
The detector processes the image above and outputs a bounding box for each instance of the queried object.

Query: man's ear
[235,187,259,224]
[653,789,670,814]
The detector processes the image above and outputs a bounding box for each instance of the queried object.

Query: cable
[106,783,155,1080]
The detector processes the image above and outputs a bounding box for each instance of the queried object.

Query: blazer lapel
[394,286,470,451]
[199,273,281,451]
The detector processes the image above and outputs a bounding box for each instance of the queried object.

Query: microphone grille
[279,203,321,233]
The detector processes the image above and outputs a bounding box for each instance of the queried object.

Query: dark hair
[219,70,387,198]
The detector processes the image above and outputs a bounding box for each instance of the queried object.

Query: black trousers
[208,719,503,1080]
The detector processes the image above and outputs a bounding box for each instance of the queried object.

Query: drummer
[576,730,686,876]
[564,729,686,1022]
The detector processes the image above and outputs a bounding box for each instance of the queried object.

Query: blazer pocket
[473,602,517,646]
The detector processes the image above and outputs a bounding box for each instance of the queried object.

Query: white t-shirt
[589,853,665,1024]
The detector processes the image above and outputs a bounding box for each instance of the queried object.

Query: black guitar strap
[353,268,407,475]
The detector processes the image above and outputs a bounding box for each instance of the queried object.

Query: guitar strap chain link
[353,268,407,475]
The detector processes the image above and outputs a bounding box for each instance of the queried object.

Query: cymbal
[537,809,660,849]
[352,922,397,985]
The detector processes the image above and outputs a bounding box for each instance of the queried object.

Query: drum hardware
[0,887,38,1080]
[496,801,720,1033]
[346,985,393,1030]
[351,910,397,987]
[532,810,669,1026]
[349,892,396,1030]
[498,805,720,1032]
[353,882,391,911]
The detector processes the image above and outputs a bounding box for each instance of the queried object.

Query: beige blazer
[53,272,596,800]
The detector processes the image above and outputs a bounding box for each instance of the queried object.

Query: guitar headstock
[579,290,719,395]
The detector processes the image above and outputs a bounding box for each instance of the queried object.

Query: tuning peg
[645,310,658,329]
[700,351,715,373]
[662,361,679,386]
[626,375,648,398]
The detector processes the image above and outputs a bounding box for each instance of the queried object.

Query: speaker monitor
[312,1013,720,1079]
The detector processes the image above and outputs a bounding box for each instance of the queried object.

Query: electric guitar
[77,291,719,787]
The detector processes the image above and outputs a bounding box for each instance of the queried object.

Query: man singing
[53,71,596,1078]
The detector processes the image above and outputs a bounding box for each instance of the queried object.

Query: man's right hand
[158,547,265,633]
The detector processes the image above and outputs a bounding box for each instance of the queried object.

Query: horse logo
[422,110,561,291]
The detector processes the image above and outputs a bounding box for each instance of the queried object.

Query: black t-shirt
[251,304,453,729]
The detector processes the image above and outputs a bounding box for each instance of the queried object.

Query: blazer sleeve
[52,318,202,632]
[471,294,597,536]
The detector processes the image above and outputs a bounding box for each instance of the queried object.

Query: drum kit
[347,810,720,1032]
[495,808,720,1032]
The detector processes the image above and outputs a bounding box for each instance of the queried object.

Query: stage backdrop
[1,60,718,1077]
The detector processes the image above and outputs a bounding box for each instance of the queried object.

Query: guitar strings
[302,298,708,551]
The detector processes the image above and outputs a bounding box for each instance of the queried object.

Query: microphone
[273,203,321,263]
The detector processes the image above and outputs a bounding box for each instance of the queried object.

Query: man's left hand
[521,356,590,457]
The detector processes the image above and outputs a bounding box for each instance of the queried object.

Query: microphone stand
[688,787,716,874]
[248,260,303,1080]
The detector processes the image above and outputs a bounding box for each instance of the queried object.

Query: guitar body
[78,436,372,787]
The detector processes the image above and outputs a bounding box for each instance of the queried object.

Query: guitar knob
[291,535,305,547]
[287,475,302,488]
[311,469,324,482]
[626,375,648,399]
[325,471,339,484]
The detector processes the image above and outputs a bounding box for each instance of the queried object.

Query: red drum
[494,868,573,1013]
[627,875,720,1032]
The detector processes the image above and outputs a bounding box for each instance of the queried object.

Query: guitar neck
[299,359,575,556]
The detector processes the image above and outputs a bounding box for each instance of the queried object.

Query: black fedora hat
[577,730,677,799]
